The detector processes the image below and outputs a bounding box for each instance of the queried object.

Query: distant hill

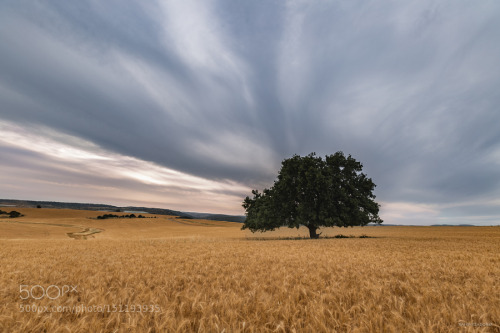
[0,199,245,223]
[1,199,114,211]
[119,206,194,219]
[367,223,398,226]
[430,224,476,227]
[367,223,477,227]
[185,212,246,223]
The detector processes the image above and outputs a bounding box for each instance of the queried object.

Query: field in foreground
[0,208,499,332]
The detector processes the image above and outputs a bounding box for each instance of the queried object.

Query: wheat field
[0,208,499,332]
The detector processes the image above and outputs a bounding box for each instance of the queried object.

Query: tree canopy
[242,152,382,238]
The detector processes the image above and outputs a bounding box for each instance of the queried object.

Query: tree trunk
[307,225,320,239]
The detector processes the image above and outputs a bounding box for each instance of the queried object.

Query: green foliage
[96,213,144,220]
[1,210,23,218]
[242,152,383,238]
[8,211,22,218]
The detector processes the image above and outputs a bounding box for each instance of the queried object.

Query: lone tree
[242,152,382,238]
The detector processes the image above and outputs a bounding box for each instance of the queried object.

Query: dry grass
[0,208,499,332]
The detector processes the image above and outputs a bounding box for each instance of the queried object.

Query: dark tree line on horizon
[96,213,155,220]
[0,210,23,218]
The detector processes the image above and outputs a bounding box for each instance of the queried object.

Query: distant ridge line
[0,199,246,223]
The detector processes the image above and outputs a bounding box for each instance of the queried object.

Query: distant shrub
[96,214,145,220]
[9,211,22,218]
[97,214,118,219]
[334,234,352,238]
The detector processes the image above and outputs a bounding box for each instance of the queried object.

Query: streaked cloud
[1,1,499,223]
[0,121,248,213]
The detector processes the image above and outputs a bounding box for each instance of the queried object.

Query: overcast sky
[1,1,499,225]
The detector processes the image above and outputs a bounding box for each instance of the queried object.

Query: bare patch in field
[66,227,103,240]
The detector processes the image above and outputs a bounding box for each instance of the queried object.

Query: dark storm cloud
[0,1,278,183]
[1,0,499,222]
